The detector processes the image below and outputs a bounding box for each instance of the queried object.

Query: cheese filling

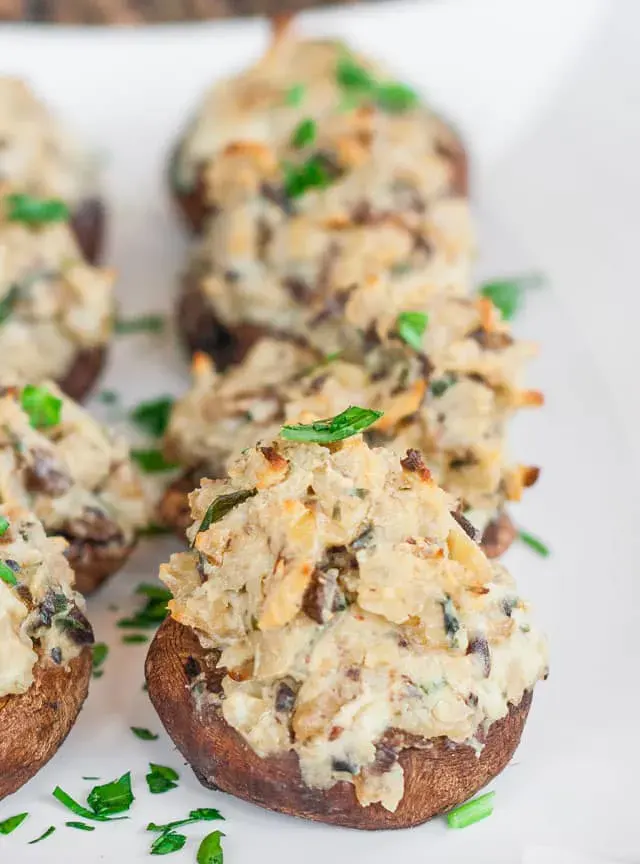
[161,437,547,812]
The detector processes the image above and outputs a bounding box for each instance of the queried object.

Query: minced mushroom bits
[161,436,547,812]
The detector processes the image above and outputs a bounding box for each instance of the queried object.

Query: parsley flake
[0,560,18,586]
[130,396,174,438]
[397,311,428,351]
[290,118,317,149]
[0,813,28,835]
[6,193,69,226]
[21,385,62,428]
[130,449,178,473]
[131,726,159,741]
[195,488,258,540]
[115,314,165,334]
[146,763,179,794]
[284,83,306,106]
[281,406,382,444]
[28,825,56,844]
[518,530,550,557]
[198,830,225,864]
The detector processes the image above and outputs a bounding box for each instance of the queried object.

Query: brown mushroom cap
[146,616,532,830]
[69,197,106,265]
[0,647,92,800]
[56,345,107,403]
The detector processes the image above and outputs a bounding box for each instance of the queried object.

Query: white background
[0,2,638,862]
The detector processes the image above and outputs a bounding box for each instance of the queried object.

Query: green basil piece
[195,488,258,539]
[6,193,69,226]
[281,406,383,444]
[197,830,226,864]
[21,385,62,428]
[396,311,428,351]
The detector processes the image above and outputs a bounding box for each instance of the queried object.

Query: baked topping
[0,78,98,205]
[165,291,540,529]
[0,503,91,698]
[0,195,114,383]
[0,383,148,545]
[177,36,473,357]
[161,436,547,812]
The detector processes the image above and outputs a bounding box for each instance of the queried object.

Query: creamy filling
[162,437,547,811]
[0,504,88,698]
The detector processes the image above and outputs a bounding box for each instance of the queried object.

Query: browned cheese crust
[147,617,530,829]
[0,645,92,800]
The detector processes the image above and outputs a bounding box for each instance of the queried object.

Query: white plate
[1,3,638,863]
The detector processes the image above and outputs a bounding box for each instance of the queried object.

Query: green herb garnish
[195,488,258,539]
[0,813,28,835]
[283,155,336,199]
[122,633,149,644]
[429,374,456,398]
[284,83,306,106]
[86,773,134,818]
[519,530,550,557]
[115,314,165,335]
[0,561,17,586]
[447,791,495,829]
[53,775,133,822]
[146,763,179,795]
[336,56,418,113]
[138,523,171,538]
[0,516,10,536]
[198,830,225,864]
[130,449,178,473]
[478,273,544,321]
[290,118,317,149]
[65,821,95,831]
[28,825,56,844]
[21,385,62,428]
[117,583,171,630]
[397,311,428,351]
[6,193,69,226]
[0,285,19,326]
[92,642,108,677]
[131,397,174,438]
[147,809,224,836]
[281,406,383,444]
[151,832,186,855]
[131,727,159,741]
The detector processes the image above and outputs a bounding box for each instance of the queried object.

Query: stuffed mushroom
[0,78,105,262]
[0,382,148,594]
[147,428,547,829]
[162,287,541,556]
[0,503,93,800]
[171,36,471,367]
[0,191,115,401]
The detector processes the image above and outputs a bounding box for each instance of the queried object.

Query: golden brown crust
[0,647,92,800]
[69,197,106,264]
[146,617,532,829]
[56,345,107,403]
[65,536,138,595]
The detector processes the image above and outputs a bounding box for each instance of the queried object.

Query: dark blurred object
[0,0,386,23]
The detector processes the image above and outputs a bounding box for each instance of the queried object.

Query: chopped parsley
[0,561,18,586]
[130,396,174,438]
[0,285,19,325]
[114,314,165,334]
[53,773,133,822]
[0,516,9,536]
[0,812,28,835]
[122,633,149,644]
[6,193,69,226]
[92,642,108,677]
[282,155,337,199]
[281,406,383,444]
[146,763,179,795]
[429,374,457,398]
[130,449,178,473]
[65,821,95,831]
[21,385,62,428]
[28,825,56,844]
[147,809,224,850]
[138,523,172,538]
[198,830,225,864]
[447,791,495,829]
[131,727,159,741]
[518,530,550,557]
[397,311,428,351]
[478,273,544,321]
[284,83,306,106]
[151,832,186,855]
[117,583,171,630]
[195,488,258,540]
[290,118,317,149]
[335,56,418,113]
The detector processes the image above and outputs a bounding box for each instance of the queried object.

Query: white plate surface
[0,3,638,863]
